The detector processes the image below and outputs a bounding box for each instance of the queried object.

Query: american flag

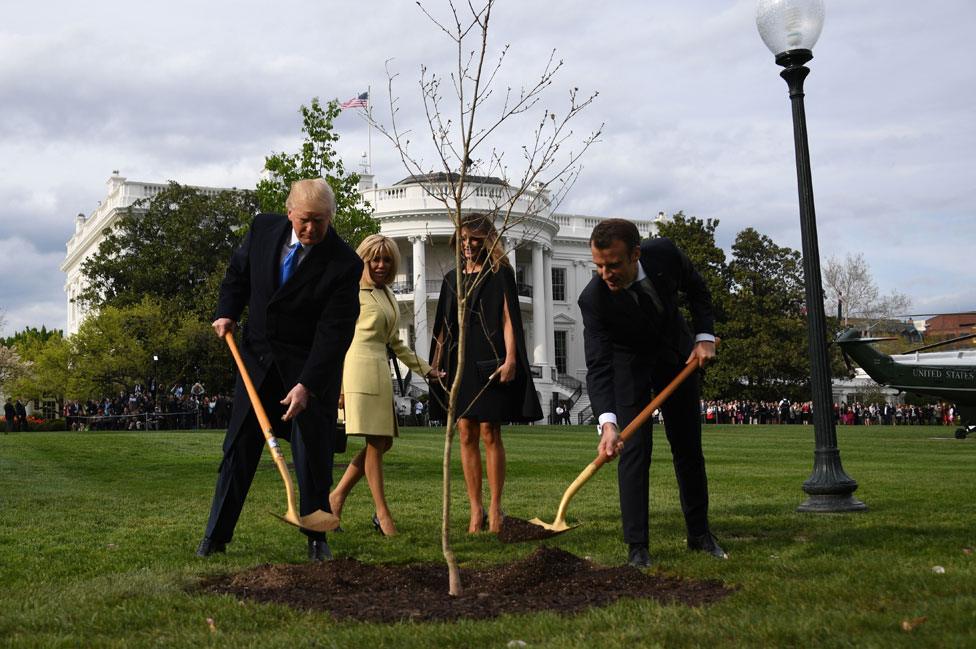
[340,92,368,110]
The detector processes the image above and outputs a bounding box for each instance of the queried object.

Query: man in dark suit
[579,218,725,568]
[196,178,363,562]
[14,399,27,432]
[4,399,15,433]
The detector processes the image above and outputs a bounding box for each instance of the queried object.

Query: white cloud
[0,0,973,332]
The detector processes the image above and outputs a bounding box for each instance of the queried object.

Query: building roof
[394,172,509,187]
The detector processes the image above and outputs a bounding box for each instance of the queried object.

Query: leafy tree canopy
[256,97,378,249]
[0,344,29,393]
[713,227,841,402]
[77,183,256,322]
[3,325,62,349]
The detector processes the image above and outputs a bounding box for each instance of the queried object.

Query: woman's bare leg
[458,417,485,532]
[481,422,506,532]
[363,435,397,536]
[329,445,365,519]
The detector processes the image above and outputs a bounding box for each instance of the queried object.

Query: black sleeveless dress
[428,265,542,424]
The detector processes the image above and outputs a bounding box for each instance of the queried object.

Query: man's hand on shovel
[598,422,624,460]
[687,339,716,367]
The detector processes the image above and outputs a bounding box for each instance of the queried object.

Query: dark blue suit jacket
[579,237,714,418]
[215,213,363,453]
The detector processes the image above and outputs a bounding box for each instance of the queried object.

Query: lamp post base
[797,493,868,513]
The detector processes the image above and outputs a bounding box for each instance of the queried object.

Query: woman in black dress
[430,214,542,533]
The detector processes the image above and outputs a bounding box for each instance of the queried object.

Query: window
[552,267,566,301]
[554,330,567,375]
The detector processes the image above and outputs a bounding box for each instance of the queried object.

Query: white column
[411,235,429,361]
[543,246,555,378]
[531,242,547,365]
[506,237,518,269]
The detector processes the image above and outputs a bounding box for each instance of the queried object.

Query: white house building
[63,171,668,421]
[61,171,236,336]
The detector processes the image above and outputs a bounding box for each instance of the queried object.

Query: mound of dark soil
[201,546,733,622]
[496,515,565,543]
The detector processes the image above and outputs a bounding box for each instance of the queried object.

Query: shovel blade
[527,516,579,533]
[270,509,341,533]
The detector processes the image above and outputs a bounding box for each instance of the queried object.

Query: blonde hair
[356,234,401,287]
[285,178,336,216]
[449,213,509,269]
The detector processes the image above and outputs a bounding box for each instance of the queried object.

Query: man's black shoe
[307,538,333,562]
[195,537,226,557]
[687,532,728,559]
[627,544,651,568]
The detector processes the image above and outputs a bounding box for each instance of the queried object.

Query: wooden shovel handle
[223,333,300,518]
[224,334,275,434]
[593,340,718,469]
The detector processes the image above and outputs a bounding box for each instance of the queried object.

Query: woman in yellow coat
[330,234,442,536]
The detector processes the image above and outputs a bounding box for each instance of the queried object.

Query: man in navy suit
[579,218,725,567]
[196,178,363,562]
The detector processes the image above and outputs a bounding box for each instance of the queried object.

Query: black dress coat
[578,237,715,543]
[429,264,542,424]
[215,214,363,452]
[202,213,362,543]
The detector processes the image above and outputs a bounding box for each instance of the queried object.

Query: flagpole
[367,85,372,174]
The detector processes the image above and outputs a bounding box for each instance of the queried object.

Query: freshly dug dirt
[496,515,565,543]
[201,546,733,622]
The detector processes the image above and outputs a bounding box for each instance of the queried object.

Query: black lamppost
[756,0,866,512]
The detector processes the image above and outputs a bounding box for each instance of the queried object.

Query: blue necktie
[280,243,300,286]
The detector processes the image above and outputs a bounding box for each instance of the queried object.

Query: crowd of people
[700,399,961,426]
[61,384,233,431]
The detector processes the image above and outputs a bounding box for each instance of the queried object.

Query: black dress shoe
[627,543,652,568]
[307,538,333,562]
[195,537,226,557]
[687,532,728,559]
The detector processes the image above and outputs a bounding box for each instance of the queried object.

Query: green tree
[715,227,810,402]
[0,344,28,394]
[77,183,256,322]
[256,97,378,248]
[64,298,215,399]
[6,333,70,406]
[2,325,62,348]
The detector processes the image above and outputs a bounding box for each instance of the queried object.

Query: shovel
[529,357,703,534]
[224,333,340,533]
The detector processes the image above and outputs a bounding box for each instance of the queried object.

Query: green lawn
[1,424,974,648]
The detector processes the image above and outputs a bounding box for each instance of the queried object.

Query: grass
[1,424,974,648]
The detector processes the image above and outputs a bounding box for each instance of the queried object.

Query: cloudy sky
[2,0,973,334]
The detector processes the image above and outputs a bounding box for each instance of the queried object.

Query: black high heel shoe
[372,513,386,536]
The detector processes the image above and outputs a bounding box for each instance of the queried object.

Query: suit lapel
[271,226,337,302]
[265,219,292,293]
